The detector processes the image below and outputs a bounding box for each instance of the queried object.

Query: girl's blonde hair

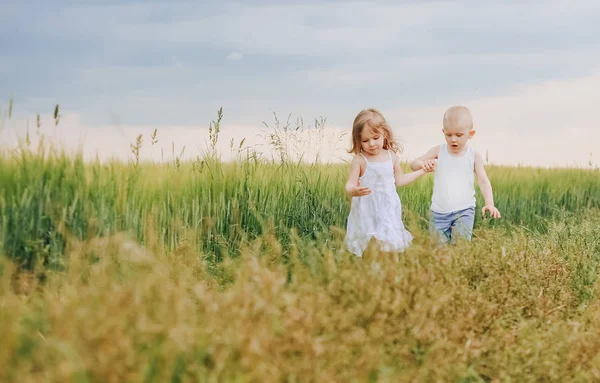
[348,108,402,154]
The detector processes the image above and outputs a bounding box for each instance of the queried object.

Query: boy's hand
[422,159,437,173]
[482,205,501,218]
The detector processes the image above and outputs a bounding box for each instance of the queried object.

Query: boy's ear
[468,129,476,139]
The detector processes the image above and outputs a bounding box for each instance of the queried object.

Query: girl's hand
[422,159,437,172]
[349,186,371,197]
[482,205,501,218]
[348,180,371,196]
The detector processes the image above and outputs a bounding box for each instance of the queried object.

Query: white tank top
[431,144,476,213]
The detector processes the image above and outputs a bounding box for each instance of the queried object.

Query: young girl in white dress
[344,108,432,257]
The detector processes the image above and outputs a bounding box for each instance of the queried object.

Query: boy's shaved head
[443,106,473,131]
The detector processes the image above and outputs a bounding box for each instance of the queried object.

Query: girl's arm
[474,152,501,218]
[394,155,428,187]
[345,155,371,197]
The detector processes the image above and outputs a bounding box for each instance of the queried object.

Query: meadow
[1,110,600,382]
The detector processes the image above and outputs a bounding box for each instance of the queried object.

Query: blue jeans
[430,207,475,244]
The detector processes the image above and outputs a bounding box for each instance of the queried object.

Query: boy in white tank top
[410,106,501,243]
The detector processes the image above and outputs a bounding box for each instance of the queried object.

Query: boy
[410,105,501,243]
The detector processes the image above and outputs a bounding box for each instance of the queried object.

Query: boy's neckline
[445,144,469,158]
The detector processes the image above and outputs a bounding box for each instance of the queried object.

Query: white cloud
[172,57,183,68]
[226,51,243,61]
[2,72,599,168]
[90,1,600,58]
[3,0,600,129]
[3,0,600,164]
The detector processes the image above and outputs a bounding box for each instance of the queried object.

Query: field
[1,130,600,381]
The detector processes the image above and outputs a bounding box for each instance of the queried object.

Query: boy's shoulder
[428,145,442,158]
[472,149,485,164]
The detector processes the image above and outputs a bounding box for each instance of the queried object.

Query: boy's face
[360,127,385,155]
[442,121,475,154]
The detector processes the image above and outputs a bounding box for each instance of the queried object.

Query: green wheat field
[1,108,600,382]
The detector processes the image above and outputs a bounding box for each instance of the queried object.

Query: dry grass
[2,212,600,382]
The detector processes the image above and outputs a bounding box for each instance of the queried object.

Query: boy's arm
[474,152,501,218]
[394,155,427,187]
[345,155,371,197]
[410,146,440,171]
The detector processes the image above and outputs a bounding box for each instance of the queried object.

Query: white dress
[345,150,413,256]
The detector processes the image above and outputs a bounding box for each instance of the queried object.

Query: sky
[1,0,599,167]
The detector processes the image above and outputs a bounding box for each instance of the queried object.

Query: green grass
[0,147,598,269]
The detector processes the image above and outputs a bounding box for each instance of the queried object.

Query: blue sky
[2,1,600,166]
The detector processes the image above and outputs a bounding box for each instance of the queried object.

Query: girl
[344,108,431,257]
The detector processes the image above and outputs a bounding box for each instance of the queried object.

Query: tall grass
[0,145,599,268]
[2,212,600,382]
[2,105,600,381]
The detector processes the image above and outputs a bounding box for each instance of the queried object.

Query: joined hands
[422,159,437,173]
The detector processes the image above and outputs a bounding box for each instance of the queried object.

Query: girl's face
[360,127,385,155]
